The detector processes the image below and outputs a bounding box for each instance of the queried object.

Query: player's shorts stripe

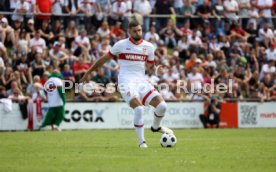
[142,89,156,105]
[134,124,144,128]
[108,51,116,57]
[147,60,155,64]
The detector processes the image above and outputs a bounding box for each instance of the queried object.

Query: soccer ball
[160,133,177,147]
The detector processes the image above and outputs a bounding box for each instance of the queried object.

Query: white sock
[134,106,145,144]
[153,102,167,129]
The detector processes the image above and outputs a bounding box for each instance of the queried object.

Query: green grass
[0,129,276,172]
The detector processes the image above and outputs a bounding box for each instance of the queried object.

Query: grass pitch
[0,129,276,172]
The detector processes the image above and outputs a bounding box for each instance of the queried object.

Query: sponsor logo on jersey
[119,53,147,61]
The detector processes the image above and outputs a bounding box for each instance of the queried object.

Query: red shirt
[232,28,246,36]
[73,62,90,74]
[36,0,51,20]
[110,28,124,37]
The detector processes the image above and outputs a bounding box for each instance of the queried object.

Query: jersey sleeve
[147,45,155,64]
[108,41,121,58]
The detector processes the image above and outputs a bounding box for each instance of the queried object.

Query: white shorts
[118,80,160,106]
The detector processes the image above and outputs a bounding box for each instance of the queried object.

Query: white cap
[196,59,202,64]
[28,19,34,24]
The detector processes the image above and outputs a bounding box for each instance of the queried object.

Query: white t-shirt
[144,32,160,42]
[187,72,204,90]
[177,40,189,51]
[52,0,64,14]
[10,0,18,9]
[109,38,155,83]
[259,28,274,40]
[96,28,110,38]
[188,36,202,46]
[260,64,276,80]
[112,2,127,14]
[163,72,180,82]
[134,0,152,15]
[257,0,272,17]
[237,0,250,17]
[265,48,276,61]
[44,77,64,107]
[12,1,29,21]
[29,38,46,52]
[26,0,36,13]
[224,0,239,19]
[79,1,96,15]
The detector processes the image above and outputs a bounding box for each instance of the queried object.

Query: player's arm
[80,53,113,83]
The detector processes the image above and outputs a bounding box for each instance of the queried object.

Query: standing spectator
[78,0,99,33]
[196,0,211,27]
[223,0,239,24]
[154,0,175,30]
[0,18,16,48]
[12,0,30,23]
[182,0,195,26]
[212,0,224,35]
[51,0,63,22]
[63,0,80,27]
[110,0,128,30]
[237,0,251,28]
[174,0,184,15]
[133,0,152,32]
[256,0,273,26]
[31,82,47,102]
[34,0,52,29]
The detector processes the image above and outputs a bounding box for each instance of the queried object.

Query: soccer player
[80,20,173,148]
[41,70,66,131]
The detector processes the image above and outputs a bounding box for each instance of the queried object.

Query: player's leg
[148,96,173,134]
[119,83,147,147]
[129,98,147,147]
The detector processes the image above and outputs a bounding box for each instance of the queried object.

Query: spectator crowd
[0,0,275,103]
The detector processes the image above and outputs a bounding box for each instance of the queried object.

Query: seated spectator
[72,56,90,81]
[39,19,54,46]
[49,41,70,69]
[92,68,110,86]
[17,30,28,55]
[187,66,204,93]
[8,88,29,103]
[7,81,22,97]
[52,20,63,41]
[96,21,110,39]
[110,21,125,42]
[62,64,75,83]
[32,53,46,77]
[163,67,180,83]
[230,23,250,42]
[160,19,181,49]
[144,25,160,48]
[259,59,276,80]
[25,19,36,41]
[41,71,50,86]
[0,56,4,76]
[0,18,15,48]
[160,84,177,101]
[72,29,90,57]
[177,35,190,62]
[16,52,32,84]
[65,20,78,49]
[258,23,274,48]
[0,86,7,99]
[265,43,276,61]
[261,73,275,100]
[29,31,47,57]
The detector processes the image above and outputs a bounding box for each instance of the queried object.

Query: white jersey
[44,77,64,107]
[109,38,155,83]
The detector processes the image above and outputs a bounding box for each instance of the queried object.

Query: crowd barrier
[0,101,275,131]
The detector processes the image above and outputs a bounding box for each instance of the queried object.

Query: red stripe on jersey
[147,60,155,64]
[129,37,143,45]
[119,53,148,62]
[142,89,156,105]
[108,51,116,58]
